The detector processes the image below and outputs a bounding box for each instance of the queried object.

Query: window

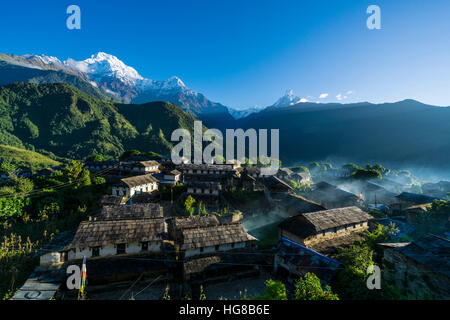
[116,243,126,255]
[200,247,204,253]
[215,245,220,251]
[231,243,235,249]
[141,242,149,251]
[92,247,100,257]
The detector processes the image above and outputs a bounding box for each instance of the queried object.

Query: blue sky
[0,0,449,108]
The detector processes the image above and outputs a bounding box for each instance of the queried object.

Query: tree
[198,201,207,216]
[332,244,375,300]
[366,164,389,176]
[199,285,206,300]
[0,159,17,175]
[342,163,361,173]
[184,196,196,216]
[290,166,310,175]
[352,168,382,180]
[295,273,338,300]
[11,176,34,195]
[365,223,400,251]
[85,154,107,162]
[119,150,141,161]
[259,279,287,300]
[63,161,91,188]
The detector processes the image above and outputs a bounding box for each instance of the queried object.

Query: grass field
[0,145,60,171]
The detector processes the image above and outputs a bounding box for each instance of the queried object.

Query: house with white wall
[39,218,168,265]
[112,174,158,198]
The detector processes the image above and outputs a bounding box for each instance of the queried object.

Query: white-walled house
[112,174,158,198]
[39,218,168,265]
[163,169,181,184]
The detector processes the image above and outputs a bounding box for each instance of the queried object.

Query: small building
[131,160,160,173]
[263,176,294,196]
[179,222,257,258]
[163,169,181,184]
[278,206,373,248]
[99,195,124,206]
[245,167,262,179]
[270,193,325,218]
[112,174,158,198]
[291,172,311,184]
[186,181,222,197]
[395,192,443,206]
[305,181,359,209]
[273,239,341,284]
[168,214,220,241]
[276,168,293,181]
[63,218,168,262]
[381,234,450,299]
[403,203,432,224]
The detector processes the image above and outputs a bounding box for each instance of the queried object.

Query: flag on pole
[80,256,87,295]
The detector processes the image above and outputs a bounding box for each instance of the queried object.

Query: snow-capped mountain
[0,51,233,121]
[272,89,307,107]
[0,51,235,125]
[64,52,143,87]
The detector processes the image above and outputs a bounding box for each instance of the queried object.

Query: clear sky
[0,0,449,108]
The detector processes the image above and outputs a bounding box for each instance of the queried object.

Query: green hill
[0,82,199,159]
[0,144,60,171]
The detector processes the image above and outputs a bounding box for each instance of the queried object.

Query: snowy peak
[64,52,143,86]
[21,54,63,66]
[272,89,306,107]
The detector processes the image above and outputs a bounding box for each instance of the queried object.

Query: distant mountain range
[237,100,450,167]
[0,52,234,125]
[0,52,449,169]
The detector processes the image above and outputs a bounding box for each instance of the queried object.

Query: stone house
[278,206,373,248]
[178,222,257,258]
[40,218,168,265]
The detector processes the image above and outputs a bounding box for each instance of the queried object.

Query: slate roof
[396,192,443,204]
[137,160,159,168]
[307,181,358,206]
[263,176,293,191]
[99,195,123,206]
[275,241,340,282]
[180,222,257,250]
[271,193,325,213]
[170,214,220,232]
[395,234,450,278]
[117,174,158,188]
[279,206,373,239]
[68,218,167,248]
[278,168,293,176]
[97,203,163,221]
